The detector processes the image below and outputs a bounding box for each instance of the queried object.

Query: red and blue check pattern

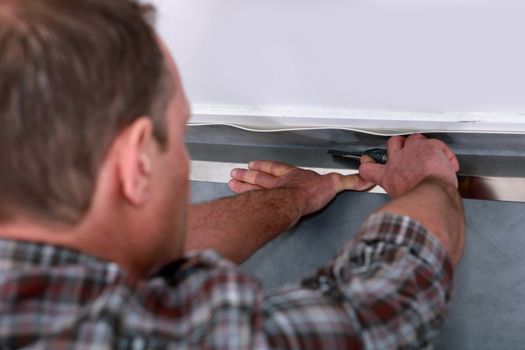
[0,212,452,349]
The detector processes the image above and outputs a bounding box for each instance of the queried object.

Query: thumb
[359,162,386,185]
[332,173,375,192]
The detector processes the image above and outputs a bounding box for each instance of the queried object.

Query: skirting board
[190,105,525,135]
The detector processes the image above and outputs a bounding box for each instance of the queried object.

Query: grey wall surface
[153,0,525,115]
[191,181,525,349]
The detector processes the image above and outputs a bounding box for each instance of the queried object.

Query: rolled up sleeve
[263,212,454,350]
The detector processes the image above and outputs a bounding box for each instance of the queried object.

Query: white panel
[151,0,525,129]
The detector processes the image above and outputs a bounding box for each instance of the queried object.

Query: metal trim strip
[190,161,525,203]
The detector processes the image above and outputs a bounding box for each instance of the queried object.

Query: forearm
[186,188,304,264]
[377,176,465,264]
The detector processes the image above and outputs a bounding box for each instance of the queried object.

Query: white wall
[151,0,525,133]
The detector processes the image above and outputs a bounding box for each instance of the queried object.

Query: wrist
[419,176,462,209]
[285,187,309,224]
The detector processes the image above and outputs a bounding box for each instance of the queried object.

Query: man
[0,0,464,348]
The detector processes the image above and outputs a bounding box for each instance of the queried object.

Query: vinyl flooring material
[191,181,525,349]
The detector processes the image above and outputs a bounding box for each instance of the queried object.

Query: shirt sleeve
[262,212,454,350]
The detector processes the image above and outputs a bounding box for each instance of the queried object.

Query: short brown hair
[0,0,171,223]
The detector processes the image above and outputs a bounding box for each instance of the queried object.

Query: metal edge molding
[191,160,525,203]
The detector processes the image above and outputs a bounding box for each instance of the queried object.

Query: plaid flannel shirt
[0,212,453,349]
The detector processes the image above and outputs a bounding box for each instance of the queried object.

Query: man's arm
[261,135,465,348]
[187,134,464,265]
[186,162,373,264]
[187,188,303,265]
[200,134,465,348]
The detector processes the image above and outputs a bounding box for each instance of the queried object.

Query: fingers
[358,154,384,187]
[230,168,278,188]
[404,134,460,172]
[390,134,426,149]
[360,155,375,164]
[228,179,264,193]
[428,139,460,172]
[387,136,406,155]
[330,173,375,192]
[248,160,296,177]
[406,133,426,141]
[359,162,386,185]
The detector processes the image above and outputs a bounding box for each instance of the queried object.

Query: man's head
[0,0,172,222]
[0,0,191,273]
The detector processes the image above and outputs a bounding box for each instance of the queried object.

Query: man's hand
[358,134,465,265]
[359,134,460,197]
[229,160,373,216]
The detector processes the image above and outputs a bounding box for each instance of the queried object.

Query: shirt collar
[0,238,124,279]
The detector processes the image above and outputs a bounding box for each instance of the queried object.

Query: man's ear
[116,117,156,206]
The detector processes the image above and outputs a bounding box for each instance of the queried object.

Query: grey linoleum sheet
[191,181,525,349]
